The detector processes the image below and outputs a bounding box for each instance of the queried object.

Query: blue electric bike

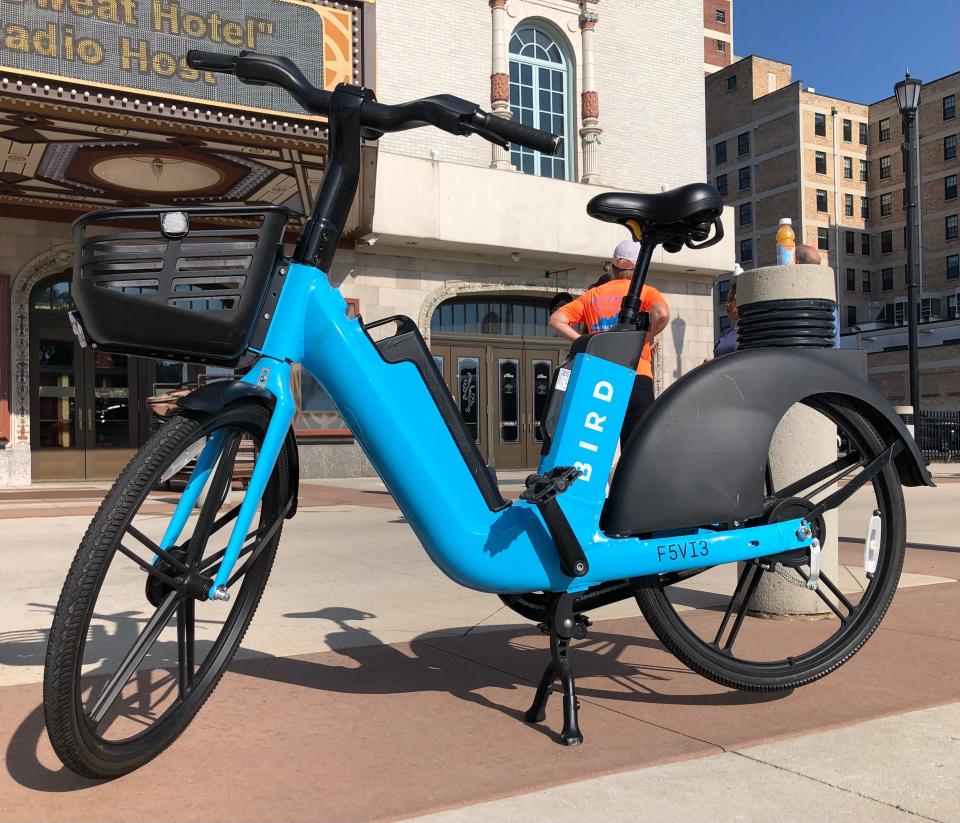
[44,50,932,778]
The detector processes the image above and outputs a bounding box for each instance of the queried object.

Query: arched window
[431,295,558,337]
[509,22,572,180]
[30,272,75,314]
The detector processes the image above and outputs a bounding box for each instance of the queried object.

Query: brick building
[0,0,733,485]
[702,0,733,76]
[705,55,960,409]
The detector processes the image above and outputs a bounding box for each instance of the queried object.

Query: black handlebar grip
[186,50,239,73]
[475,112,560,155]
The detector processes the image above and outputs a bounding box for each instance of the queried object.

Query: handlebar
[186,49,560,156]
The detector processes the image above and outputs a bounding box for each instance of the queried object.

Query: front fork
[158,359,295,600]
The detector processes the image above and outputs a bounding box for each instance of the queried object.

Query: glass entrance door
[30,329,141,481]
[31,327,86,479]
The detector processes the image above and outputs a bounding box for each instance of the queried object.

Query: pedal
[522,467,589,578]
[521,466,582,505]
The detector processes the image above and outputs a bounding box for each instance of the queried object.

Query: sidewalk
[1,480,958,822]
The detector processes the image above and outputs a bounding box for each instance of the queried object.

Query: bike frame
[156,84,812,599]
[157,261,810,599]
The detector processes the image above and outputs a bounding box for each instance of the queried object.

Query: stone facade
[1,0,731,484]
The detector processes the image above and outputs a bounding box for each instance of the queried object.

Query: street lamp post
[895,71,922,432]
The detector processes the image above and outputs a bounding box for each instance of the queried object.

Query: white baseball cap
[612,239,642,265]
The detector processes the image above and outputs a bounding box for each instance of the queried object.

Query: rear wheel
[43,401,289,779]
[635,397,906,692]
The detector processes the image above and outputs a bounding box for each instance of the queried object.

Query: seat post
[617,239,657,327]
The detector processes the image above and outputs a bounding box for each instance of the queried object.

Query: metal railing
[915,410,960,462]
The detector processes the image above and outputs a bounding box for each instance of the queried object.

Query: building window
[817,227,829,250]
[861,196,869,218]
[715,8,726,23]
[861,233,871,256]
[715,140,727,165]
[846,231,855,254]
[879,155,891,179]
[859,159,869,182]
[509,23,572,180]
[881,229,893,254]
[718,278,731,305]
[882,267,894,290]
[945,94,956,121]
[740,237,753,262]
[814,112,826,136]
[843,119,852,142]
[739,202,752,225]
[845,193,854,217]
[862,270,872,293]
[815,151,827,174]
[858,122,868,145]
[880,192,892,217]
[738,166,751,190]
[727,75,737,92]
[846,268,856,290]
[737,132,750,156]
[947,214,959,241]
[878,118,891,142]
[894,301,907,325]
[944,134,957,161]
[816,189,828,212]
[843,156,852,179]
[846,305,857,327]
[946,174,958,201]
[948,293,959,319]
[949,254,960,280]
[716,39,726,52]
[921,297,942,323]
[716,173,728,196]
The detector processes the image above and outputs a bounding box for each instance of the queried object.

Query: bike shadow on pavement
[3,604,784,792]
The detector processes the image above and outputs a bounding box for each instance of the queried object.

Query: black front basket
[71,206,289,366]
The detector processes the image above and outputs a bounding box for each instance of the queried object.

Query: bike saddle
[587,182,724,251]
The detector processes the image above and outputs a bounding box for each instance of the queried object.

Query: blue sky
[733,0,960,104]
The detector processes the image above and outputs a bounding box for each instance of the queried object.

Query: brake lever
[462,122,509,150]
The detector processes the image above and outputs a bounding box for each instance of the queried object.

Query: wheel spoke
[126,524,189,575]
[794,567,854,623]
[719,565,764,652]
[183,433,243,568]
[176,598,195,695]
[185,503,243,569]
[711,562,755,648]
[775,452,862,500]
[117,544,180,589]
[89,591,179,725]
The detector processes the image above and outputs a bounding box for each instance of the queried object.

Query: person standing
[548,240,670,446]
[714,278,739,356]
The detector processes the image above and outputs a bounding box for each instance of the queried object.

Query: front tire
[44,402,289,779]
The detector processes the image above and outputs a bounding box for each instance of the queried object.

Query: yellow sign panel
[0,0,358,119]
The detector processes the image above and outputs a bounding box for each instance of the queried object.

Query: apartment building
[703,1,733,75]
[706,55,960,408]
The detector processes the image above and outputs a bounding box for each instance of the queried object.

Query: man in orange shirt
[548,240,670,446]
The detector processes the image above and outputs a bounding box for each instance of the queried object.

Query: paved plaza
[1,475,959,822]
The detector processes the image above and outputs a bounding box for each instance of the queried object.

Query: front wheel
[43,401,290,779]
[635,396,906,692]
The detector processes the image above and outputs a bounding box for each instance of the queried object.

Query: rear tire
[635,398,906,692]
[44,402,289,779]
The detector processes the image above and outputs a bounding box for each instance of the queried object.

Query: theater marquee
[0,0,366,118]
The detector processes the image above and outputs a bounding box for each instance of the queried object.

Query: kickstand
[524,593,588,746]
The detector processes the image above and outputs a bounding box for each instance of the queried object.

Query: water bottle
[776,218,796,265]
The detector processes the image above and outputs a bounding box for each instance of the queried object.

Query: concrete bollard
[737,263,838,616]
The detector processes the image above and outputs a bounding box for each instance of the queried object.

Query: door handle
[87,407,93,433]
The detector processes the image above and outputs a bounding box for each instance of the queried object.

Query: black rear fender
[178,379,299,518]
[601,348,932,537]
